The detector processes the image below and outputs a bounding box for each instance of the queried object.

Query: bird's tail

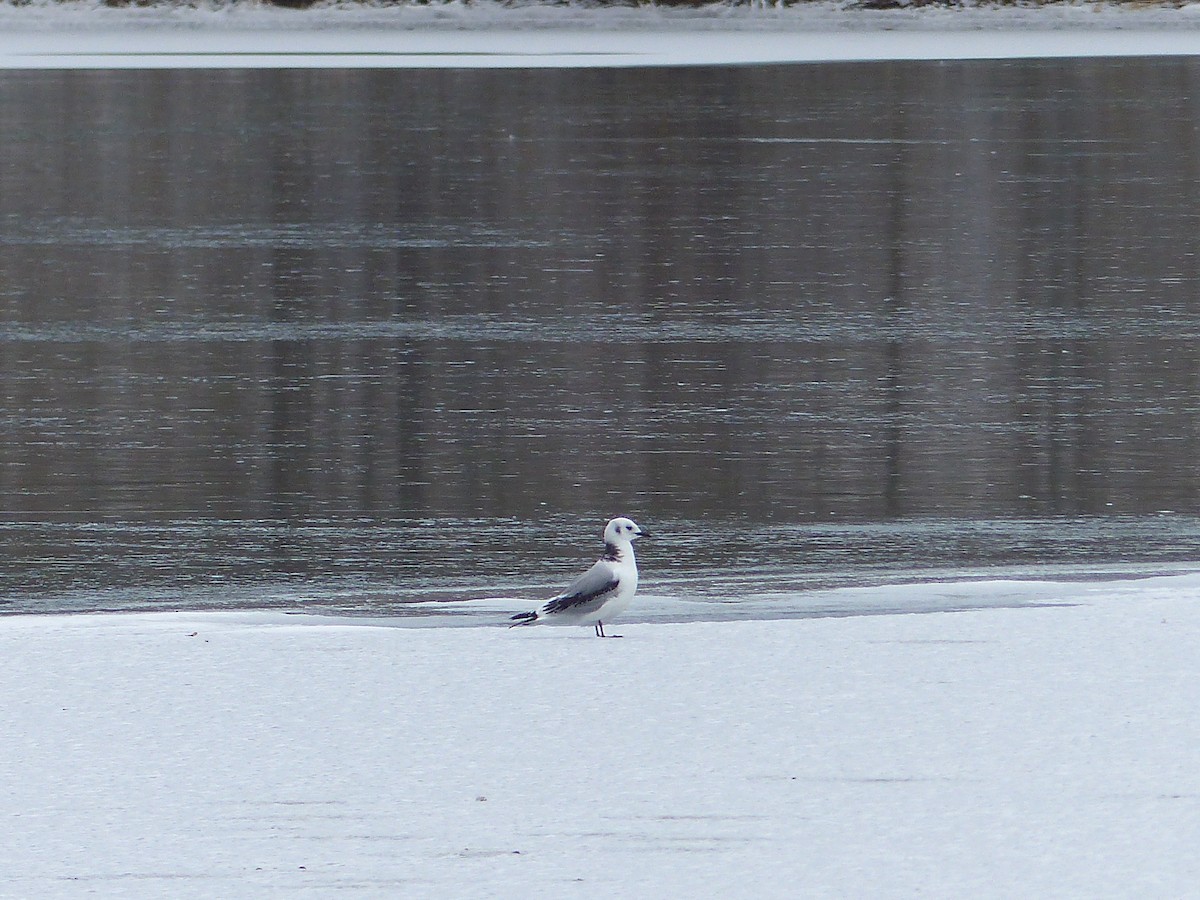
[509,610,539,628]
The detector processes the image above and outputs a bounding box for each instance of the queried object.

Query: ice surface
[2,2,1200,67]
[3,573,1200,897]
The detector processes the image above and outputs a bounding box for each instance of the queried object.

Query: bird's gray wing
[542,559,620,616]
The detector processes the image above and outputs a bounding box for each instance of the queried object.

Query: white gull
[510,517,648,638]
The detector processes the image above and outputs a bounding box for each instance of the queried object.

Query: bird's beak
[636,529,650,539]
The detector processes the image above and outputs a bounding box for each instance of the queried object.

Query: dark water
[3,61,1200,616]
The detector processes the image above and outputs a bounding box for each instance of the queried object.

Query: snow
[2,2,1200,67]
[4,574,1200,897]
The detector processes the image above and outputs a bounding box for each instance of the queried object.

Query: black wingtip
[509,610,538,628]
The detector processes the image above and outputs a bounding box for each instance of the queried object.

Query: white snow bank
[2,2,1200,67]
[3,573,1199,897]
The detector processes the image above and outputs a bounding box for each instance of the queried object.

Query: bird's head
[604,517,648,544]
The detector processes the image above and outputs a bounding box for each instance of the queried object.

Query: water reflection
[2,61,1200,612]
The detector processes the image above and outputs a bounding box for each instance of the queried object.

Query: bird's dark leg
[595,621,604,637]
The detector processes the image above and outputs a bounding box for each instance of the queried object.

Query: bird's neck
[602,541,634,564]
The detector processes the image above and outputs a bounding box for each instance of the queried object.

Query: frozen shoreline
[3,573,1200,897]
[3,2,1200,66]
[5,0,1200,32]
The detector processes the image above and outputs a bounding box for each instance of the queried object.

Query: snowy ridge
[3,1,1200,67]
[4,0,1200,32]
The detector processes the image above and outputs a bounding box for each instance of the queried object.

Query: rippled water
[3,61,1200,616]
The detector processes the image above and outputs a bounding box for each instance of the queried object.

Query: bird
[510,517,649,637]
